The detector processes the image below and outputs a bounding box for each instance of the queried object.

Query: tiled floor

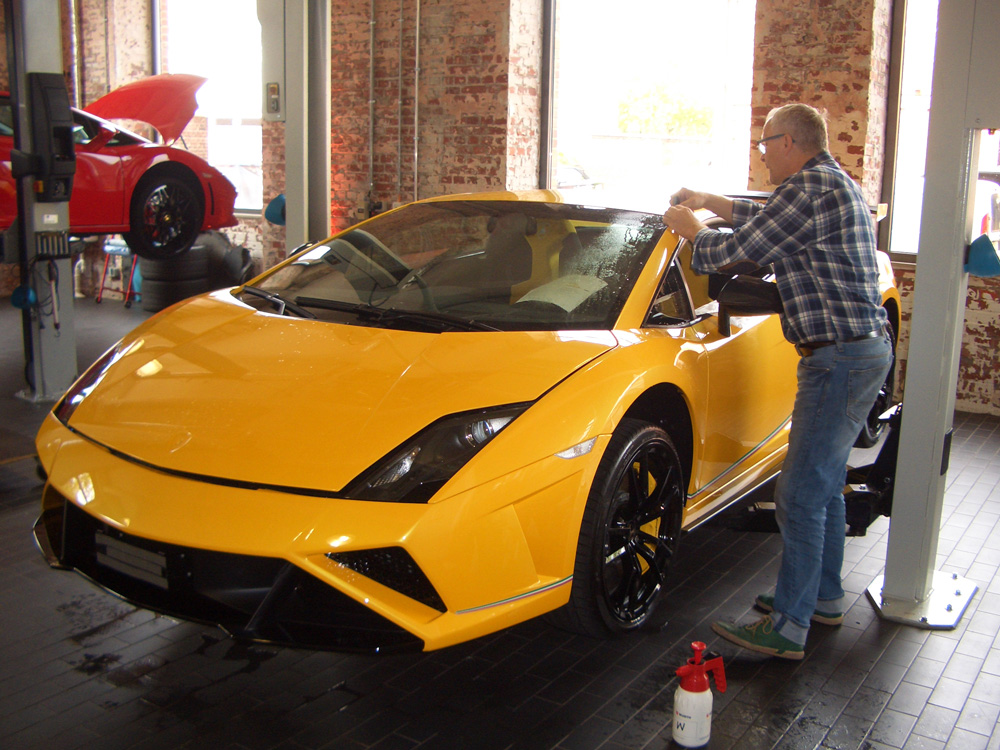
[2,298,1000,750]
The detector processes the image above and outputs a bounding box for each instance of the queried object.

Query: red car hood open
[83,73,206,144]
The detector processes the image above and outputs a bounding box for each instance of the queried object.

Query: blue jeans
[770,330,893,645]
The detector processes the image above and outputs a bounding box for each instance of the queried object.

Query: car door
[67,110,125,230]
[667,239,798,524]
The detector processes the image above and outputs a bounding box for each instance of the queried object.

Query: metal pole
[368,0,375,205]
[867,0,994,628]
[413,0,420,201]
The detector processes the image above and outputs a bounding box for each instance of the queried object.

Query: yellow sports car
[33,191,900,653]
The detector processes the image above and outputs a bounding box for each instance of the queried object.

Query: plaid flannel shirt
[691,152,888,345]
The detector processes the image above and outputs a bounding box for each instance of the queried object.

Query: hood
[83,73,206,144]
[67,293,617,493]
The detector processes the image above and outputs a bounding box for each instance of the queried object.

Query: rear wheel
[550,418,685,637]
[124,174,203,260]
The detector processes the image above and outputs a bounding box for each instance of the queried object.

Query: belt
[795,328,884,357]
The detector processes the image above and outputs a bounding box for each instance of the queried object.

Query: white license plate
[95,530,169,590]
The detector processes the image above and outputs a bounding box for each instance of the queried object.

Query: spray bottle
[672,641,726,748]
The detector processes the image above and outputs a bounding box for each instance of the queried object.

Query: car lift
[732,405,902,538]
[844,406,901,537]
[6,0,79,401]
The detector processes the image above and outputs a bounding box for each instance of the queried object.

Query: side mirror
[707,260,759,300]
[716,275,783,336]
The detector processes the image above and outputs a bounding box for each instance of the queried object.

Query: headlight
[344,403,531,503]
[53,342,130,424]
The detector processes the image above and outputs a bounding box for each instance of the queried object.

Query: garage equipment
[95,237,139,307]
[733,404,902,538]
[844,405,901,536]
[8,2,80,401]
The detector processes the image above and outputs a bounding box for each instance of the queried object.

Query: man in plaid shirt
[664,103,893,660]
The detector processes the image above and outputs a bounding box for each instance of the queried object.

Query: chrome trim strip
[686,415,792,500]
[456,575,573,615]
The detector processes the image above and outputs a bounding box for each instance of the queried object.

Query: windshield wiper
[379,307,500,332]
[294,296,499,332]
[241,286,317,318]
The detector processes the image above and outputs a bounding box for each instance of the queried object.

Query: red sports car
[0,74,237,259]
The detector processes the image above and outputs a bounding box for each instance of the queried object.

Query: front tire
[550,418,685,637]
[124,174,203,260]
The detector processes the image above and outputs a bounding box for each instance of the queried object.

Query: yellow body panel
[64,291,617,492]
[38,412,606,650]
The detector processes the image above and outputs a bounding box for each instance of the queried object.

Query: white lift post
[867,0,1000,626]
[258,0,331,254]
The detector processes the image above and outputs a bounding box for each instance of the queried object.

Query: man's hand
[666,187,736,226]
[668,187,709,210]
[663,204,708,242]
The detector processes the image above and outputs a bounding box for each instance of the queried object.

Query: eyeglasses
[756,133,787,154]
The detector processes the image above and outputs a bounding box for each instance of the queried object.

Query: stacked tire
[138,244,211,312]
[137,231,255,313]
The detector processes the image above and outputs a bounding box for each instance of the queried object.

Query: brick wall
[749,0,891,203]
[184,116,208,159]
[747,0,999,417]
[261,120,287,269]
[74,0,154,104]
[327,0,532,231]
[0,11,7,91]
[894,268,1000,415]
[506,0,542,189]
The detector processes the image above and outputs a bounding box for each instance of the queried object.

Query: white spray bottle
[672,641,727,748]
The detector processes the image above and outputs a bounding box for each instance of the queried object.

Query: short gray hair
[766,104,829,153]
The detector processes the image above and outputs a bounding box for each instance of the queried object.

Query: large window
[548,0,756,207]
[887,0,1000,256]
[166,0,263,212]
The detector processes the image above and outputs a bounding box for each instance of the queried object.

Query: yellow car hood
[67,294,617,492]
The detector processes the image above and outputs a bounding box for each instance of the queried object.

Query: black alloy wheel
[125,175,203,260]
[550,418,685,637]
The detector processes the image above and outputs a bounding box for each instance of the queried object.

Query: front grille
[46,499,422,654]
[327,547,447,612]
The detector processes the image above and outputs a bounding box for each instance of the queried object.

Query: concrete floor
[2,296,1000,750]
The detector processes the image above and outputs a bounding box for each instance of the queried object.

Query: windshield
[242,200,664,332]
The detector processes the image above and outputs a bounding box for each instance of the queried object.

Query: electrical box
[22,72,76,202]
[258,0,286,122]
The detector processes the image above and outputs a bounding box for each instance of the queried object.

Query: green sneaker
[711,615,805,660]
[754,594,844,626]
